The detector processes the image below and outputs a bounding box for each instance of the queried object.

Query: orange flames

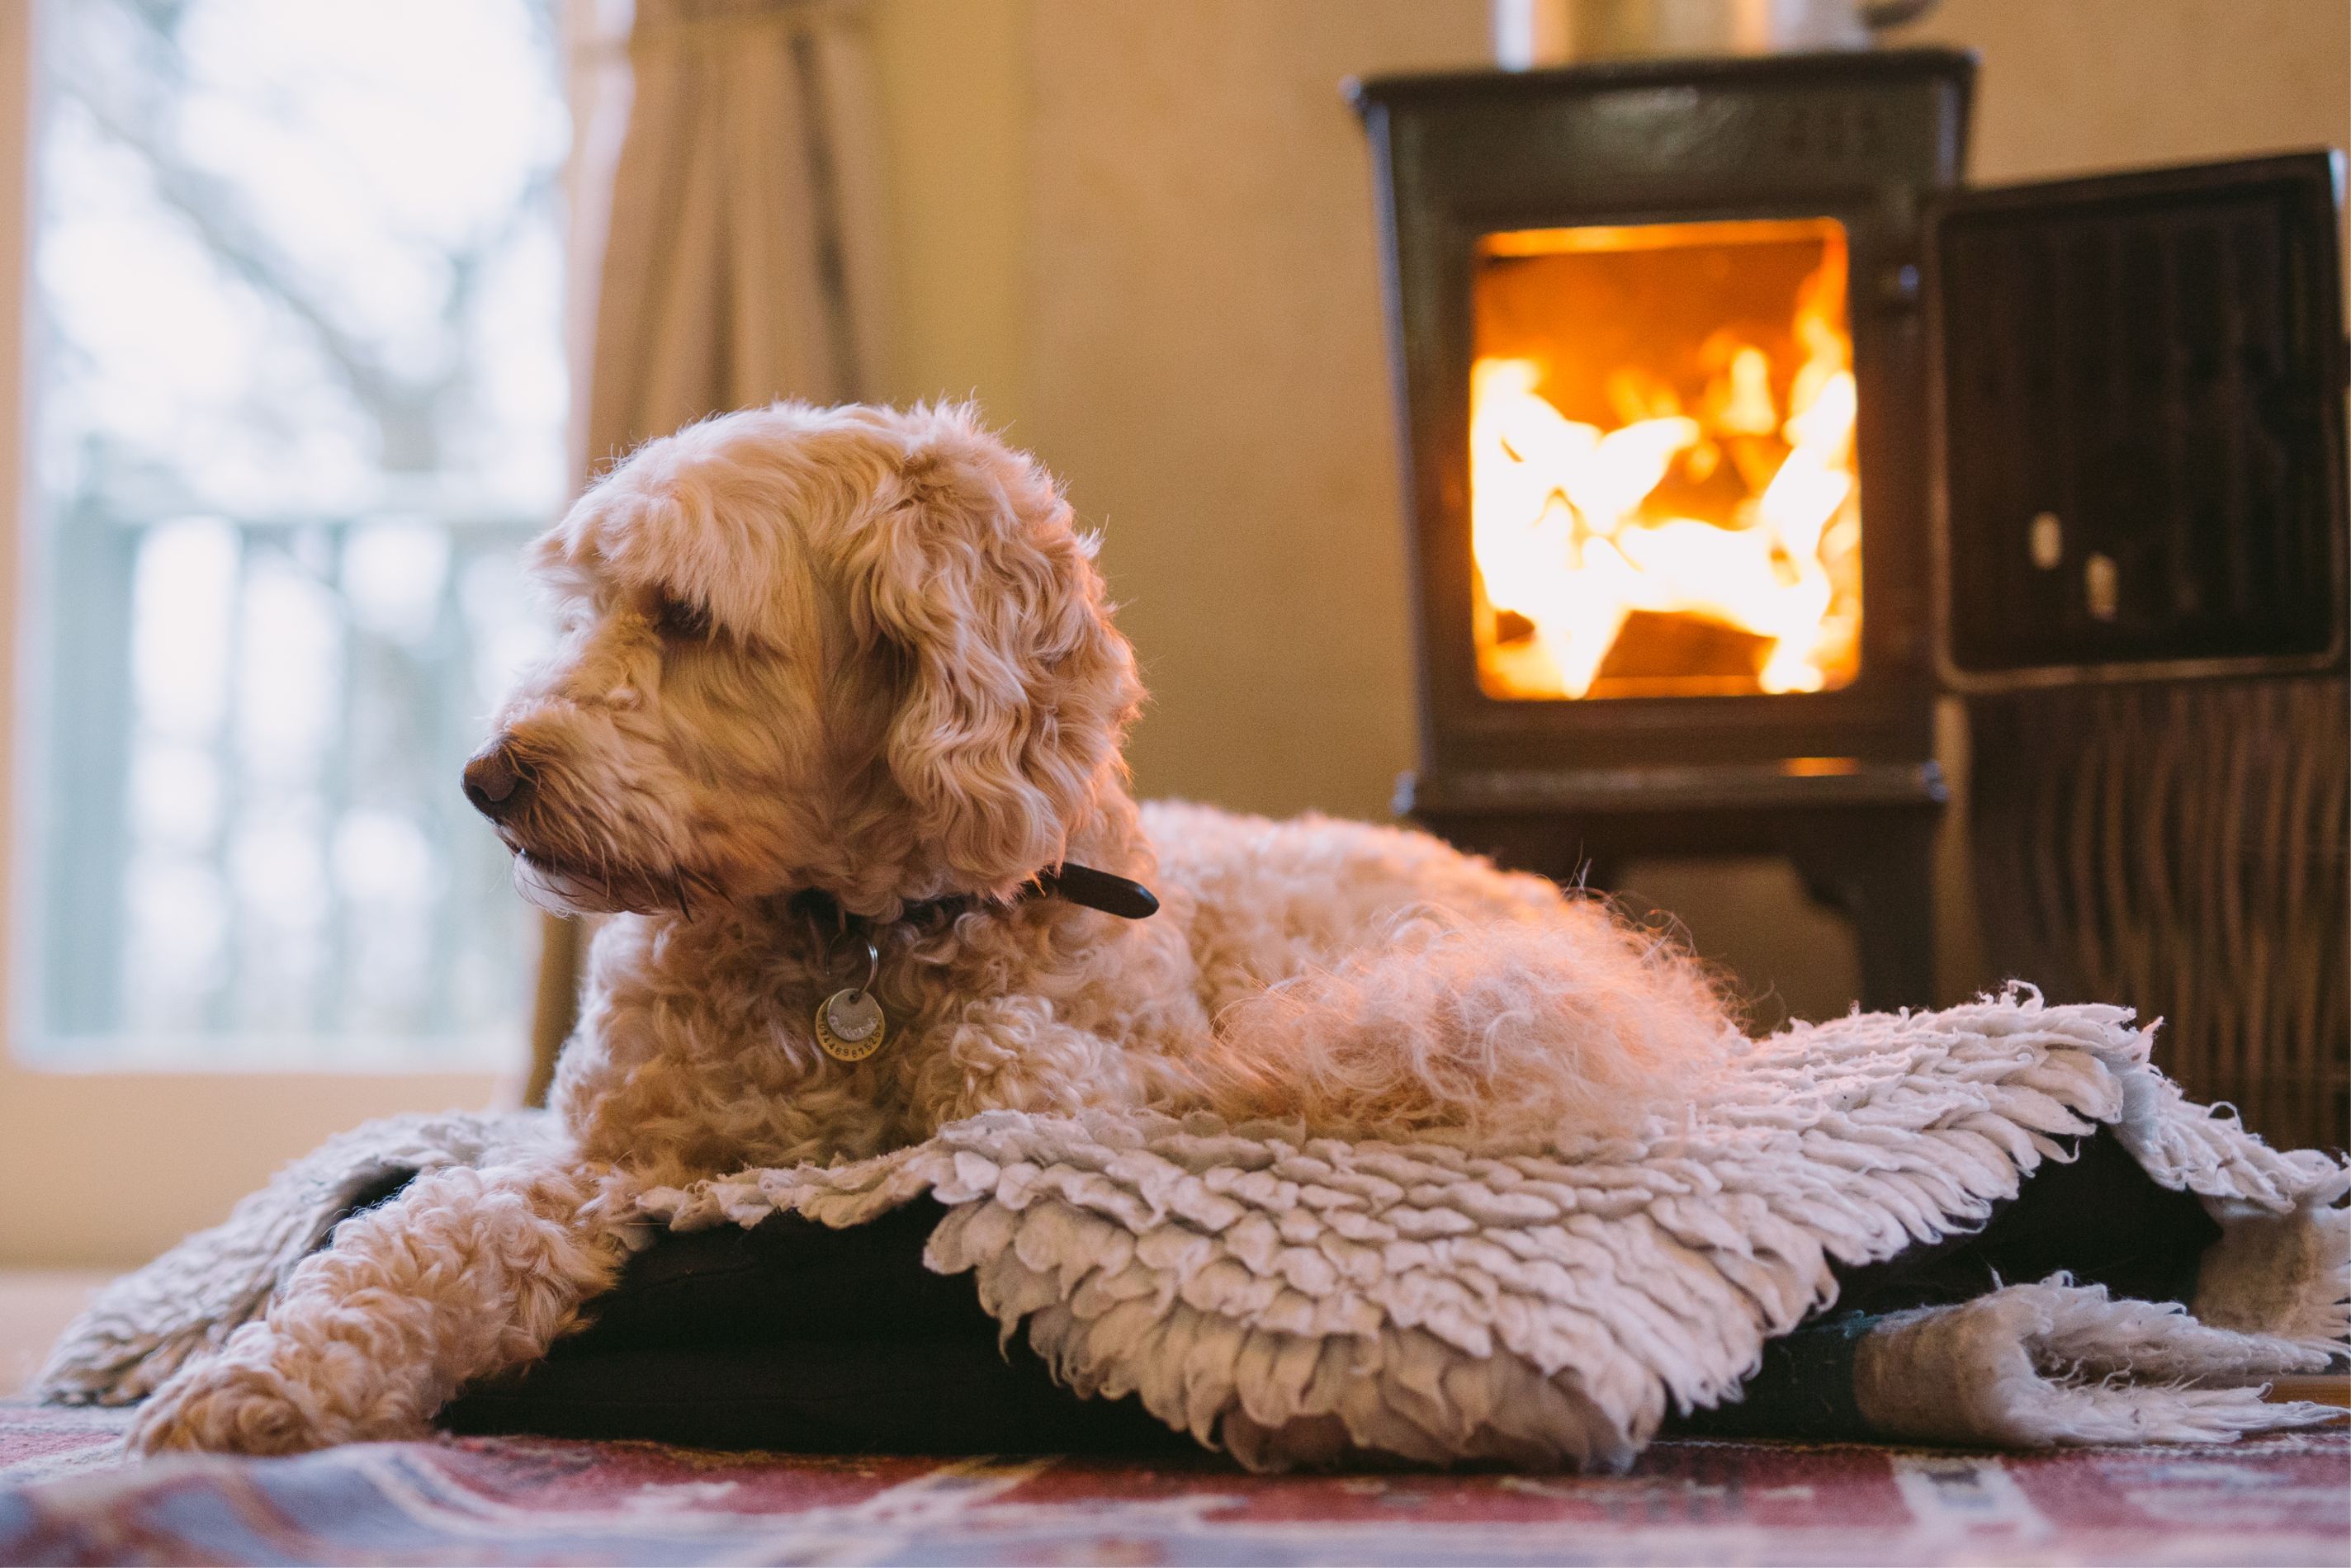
[1469,220,1863,700]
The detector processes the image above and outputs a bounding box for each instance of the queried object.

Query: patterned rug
[2,1403,2346,1566]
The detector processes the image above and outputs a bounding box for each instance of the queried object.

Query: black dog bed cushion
[439,1127,2217,1453]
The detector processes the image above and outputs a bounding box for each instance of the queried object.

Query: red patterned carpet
[2,1402,2346,1566]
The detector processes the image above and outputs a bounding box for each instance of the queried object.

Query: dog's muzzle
[462,733,532,823]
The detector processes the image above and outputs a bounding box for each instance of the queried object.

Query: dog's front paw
[128,1352,336,1457]
[126,1328,423,1456]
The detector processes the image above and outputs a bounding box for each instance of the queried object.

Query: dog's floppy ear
[842,414,1142,898]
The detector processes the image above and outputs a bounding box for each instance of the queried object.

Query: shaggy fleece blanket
[39,992,2351,1471]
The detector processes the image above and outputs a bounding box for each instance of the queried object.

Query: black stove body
[1352,50,2344,1028]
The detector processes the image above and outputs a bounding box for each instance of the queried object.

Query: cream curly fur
[130,402,1733,1454]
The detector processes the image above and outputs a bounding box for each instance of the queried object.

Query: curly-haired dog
[130,402,1734,1455]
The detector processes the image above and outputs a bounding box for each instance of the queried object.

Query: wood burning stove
[1351,51,2349,1054]
[1351,49,1974,1008]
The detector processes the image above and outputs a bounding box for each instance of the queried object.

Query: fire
[1469,222,1863,700]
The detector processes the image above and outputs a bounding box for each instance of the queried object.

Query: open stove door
[1925,151,2348,692]
[1923,153,2349,1154]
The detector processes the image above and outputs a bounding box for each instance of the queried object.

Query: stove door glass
[1469,216,1864,701]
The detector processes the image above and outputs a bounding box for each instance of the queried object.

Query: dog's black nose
[462,734,531,822]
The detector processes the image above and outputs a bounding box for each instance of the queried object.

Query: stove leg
[1783,815,1938,1013]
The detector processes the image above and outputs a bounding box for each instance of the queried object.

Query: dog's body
[130,404,1730,1455]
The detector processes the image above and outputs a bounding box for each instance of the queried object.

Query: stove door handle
[1861,0,1941,31]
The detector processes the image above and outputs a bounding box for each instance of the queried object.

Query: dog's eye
[652,594,712,641]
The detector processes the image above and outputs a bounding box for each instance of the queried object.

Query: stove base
[1405,763,1946,1015]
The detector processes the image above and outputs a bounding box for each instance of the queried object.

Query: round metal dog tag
[815,987,887,1062]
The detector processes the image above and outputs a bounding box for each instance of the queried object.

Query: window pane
[25,0,568,1067]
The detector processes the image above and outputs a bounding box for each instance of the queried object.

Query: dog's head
[466,402,1143,917]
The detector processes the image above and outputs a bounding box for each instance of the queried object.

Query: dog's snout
[462,734,532,821]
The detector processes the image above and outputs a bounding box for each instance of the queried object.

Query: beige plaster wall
[1020,0,1491,823]
[1888,0,2350,184]
[868,0,1034,420]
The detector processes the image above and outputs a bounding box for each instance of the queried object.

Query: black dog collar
[788,862,1158,934]
[1027,862,1161,920]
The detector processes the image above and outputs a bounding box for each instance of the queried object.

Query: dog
[128,401,1733,1455]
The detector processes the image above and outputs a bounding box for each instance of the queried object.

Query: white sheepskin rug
[41,991,2350,1471]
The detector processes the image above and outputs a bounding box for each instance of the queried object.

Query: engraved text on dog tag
[815,987,887,1062]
